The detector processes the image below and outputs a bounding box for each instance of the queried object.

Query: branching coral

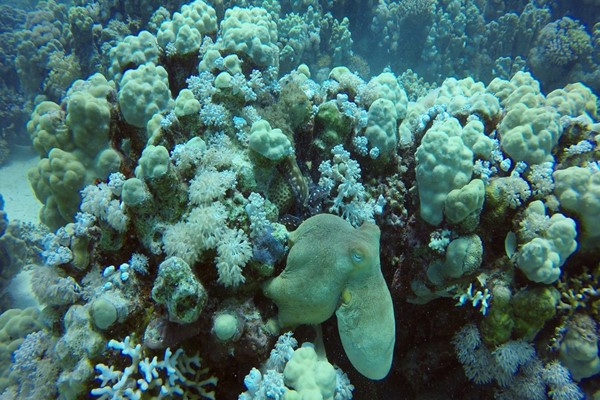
[556,264,600,317]
[91,336,217,399]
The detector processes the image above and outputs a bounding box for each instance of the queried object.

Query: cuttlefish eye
[350,246,368,267]
[352,251,363,263]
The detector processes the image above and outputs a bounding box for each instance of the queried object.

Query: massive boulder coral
[156,0,217,55]
[553,166,600,249]
[415,118,474,226]
[435,77,501,121]
[219,6,279,69]
[361,71,409,119]
[498,102,562,165]
[117,63,173,128]
[107,31,160,81]
[514,201,578,284]
[559,314,600,381]
[546,82,598,119]
[426,234,483,285]
[486,71,546,110]
[248,120,293,161]
[364,98,398,160]
[0,307,43,392]
[27,73,121,229]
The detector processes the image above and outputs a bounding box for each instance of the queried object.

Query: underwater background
[0,0,599,398]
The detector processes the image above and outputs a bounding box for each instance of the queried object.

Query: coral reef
[0,0,599,399]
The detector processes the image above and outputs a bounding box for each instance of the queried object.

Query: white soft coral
[215,228,253,287]
[80,173,129,232]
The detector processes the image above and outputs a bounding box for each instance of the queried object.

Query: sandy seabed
[0,146,42,225]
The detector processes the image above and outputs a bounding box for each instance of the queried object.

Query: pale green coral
[364,98,398,159]
[135,145,187,222]
[313,101,353,155]
[108,31,159,80]
[27,73,121,230]
[435,77,501,120]
[121,178,150,207]
[444,179,485,231]
[28,101,71,157]
[499,102,562,165]
[136,145,170,180]
[486,71,545,110]
[560,314,600,381]
[219,6,279,68]
[512,286,560,342]
[212,313,239,342]
[283,345,337,399]
[546,82,598,119]
[553,166,600,249]
[90,294,126,331]
[156,0,217,55]
[460,119,494,159]
[0,307,42,391]
[54,304,103,382]
[426,234,483,285]
[28,149,86,228]
[415,117,473,226]
[65,73,115,157]
[361,71,408,119]
[248,120,292,161]
[278,12,311,73]
[480,285,514,347]
[118,63,173,128]
[515,201,578,284]
[174,89,201,118]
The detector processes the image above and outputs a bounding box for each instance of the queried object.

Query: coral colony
[0,0,600,399]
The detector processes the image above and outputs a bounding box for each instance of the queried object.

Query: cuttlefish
[263,213,395,380]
